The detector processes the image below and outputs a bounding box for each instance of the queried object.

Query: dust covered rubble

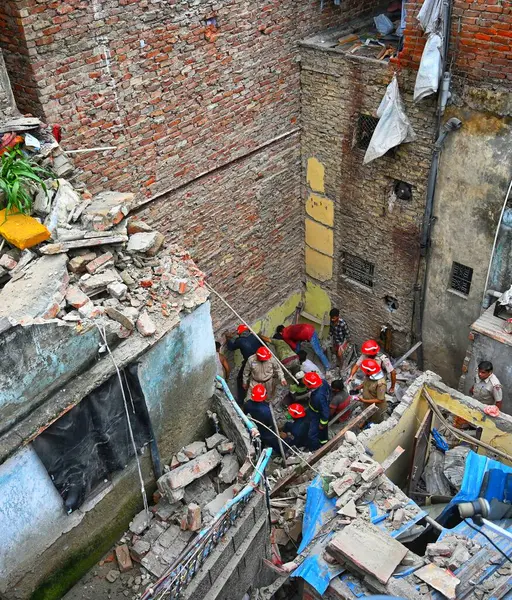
[0,126,208,337]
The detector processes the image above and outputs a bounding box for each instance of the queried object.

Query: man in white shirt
[298,350,322,374]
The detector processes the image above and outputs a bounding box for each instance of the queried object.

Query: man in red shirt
[276,323,330,371]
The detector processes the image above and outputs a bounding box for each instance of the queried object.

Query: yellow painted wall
[305,246,333,282]
[365,385,429,486]
[306,194,334,227]
[306,157,325,193]
[425,386,512,463]
[252,291,302,336]
[305,218,334,256]
[304,280,331,322]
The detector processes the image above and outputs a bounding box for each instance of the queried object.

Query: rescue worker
[260,330,300,374]
[244,384,281,454]
[243,346,286,399]
[285,370,310,405]
[329,308,350,369]
[280,403,311,449]
[225,324,261,405]
[470,361,503,409]
[304,371,330,450]
[277,323,330,370]
[354,359,388,423]
[298,350,321,374]
[347,339,396,394]
[329,379,351,422]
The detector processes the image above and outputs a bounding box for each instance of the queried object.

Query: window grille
[342,252,375,288]
[450,262,473,296]
[355,114,379,150]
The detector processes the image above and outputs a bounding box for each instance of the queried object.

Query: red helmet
[288,403,306,419]
[251,384,267,402]
[303,371,323,390]
[361,359,382,377]
[361,339,380,356]
[256,346,271,361]
[237,324,249,335]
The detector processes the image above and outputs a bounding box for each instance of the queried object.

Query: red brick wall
[397,0,512,83]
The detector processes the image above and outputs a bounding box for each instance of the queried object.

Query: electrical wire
[464,519,512,564]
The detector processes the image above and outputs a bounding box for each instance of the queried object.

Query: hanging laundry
[414,33,443,102]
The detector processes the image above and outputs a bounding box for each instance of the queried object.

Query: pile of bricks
[0,121,208,339]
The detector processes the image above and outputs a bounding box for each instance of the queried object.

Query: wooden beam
[270,404,377,498]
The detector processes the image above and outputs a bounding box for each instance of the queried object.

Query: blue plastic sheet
[292,476,342,595]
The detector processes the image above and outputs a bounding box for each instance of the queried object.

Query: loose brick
[115,544,133,573]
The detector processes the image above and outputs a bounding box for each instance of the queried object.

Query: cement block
[219,454,239,484]
[158,449,222,492]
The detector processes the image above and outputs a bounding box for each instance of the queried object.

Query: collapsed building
[0,0,511,599]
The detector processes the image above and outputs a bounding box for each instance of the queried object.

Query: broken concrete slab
[130,540,151,562]
[206,433,228,450]
[427,542,454,557]
[154,499,181,523]
[338,499,357,519]
[183,441,206,459]
[219,453,239,484]
[183,475,216,506]
[80,269,122,295]
[81,191,134,232]
[140,521,167,546]
[414,563,460,599]
[0,254,69,322]
[204,486,235,518]
[327,519,408,584]
[40,234,128,255]
[65,285,90,309]
[127,231,165,256]
[127,219,154,235]
[129,509,153,535]
[158,449,222,493]
[140,547,167,578]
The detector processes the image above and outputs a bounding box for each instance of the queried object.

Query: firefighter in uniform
[280,403,311,449]
[470,361,503,409]
[244,384,281,454]
[346,339,396,394]
[354,359,388,423]
[243,346,286,399]
[304,371,330,450]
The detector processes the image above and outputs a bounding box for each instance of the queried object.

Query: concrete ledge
[212,392,254,465]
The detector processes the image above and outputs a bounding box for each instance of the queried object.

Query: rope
[204,281,300,385]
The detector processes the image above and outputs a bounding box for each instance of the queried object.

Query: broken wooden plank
[414,563,459,600]
[408,408,432,496]
[40,235,128,254]
[380,446,405,472]
[270,404,377,498]
[327,519,408,584]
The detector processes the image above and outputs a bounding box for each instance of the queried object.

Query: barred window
[450,262,473,296]
[342,252,375,288]
[355,114,379,150]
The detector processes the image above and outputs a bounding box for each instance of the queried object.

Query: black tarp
[33,364,151,512]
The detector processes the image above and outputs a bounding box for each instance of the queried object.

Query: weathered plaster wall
[422,108,512,386]
[0,302,217,599]
[461,331,512,415]
[300,41,436,355]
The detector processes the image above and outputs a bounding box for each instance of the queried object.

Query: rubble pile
[94,431,244,599]
[0,119,208,336]
[425,535,480,570]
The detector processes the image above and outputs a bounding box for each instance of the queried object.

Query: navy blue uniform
[283,416,310,449]
[227,332,261,404]
[244,400,281,455]
[308,380,330,450]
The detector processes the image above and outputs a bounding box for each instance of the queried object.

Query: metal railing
[141,378,270,600]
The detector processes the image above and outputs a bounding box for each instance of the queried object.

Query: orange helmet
[251,384,267,402]
[288,403,306,419]
[256,346,272,361]
[237,324,249,335]
[303,371,323,390]
[361,339,380,356]
[361,359,382,377]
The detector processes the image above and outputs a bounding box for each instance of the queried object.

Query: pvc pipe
[216,375,258,436]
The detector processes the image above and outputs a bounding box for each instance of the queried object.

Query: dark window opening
[394,180,412,201]
[33,364,151,513]
[355,114,379,150]
[385,295,399,312]
[342,252,375,288]
[450,262,473,296]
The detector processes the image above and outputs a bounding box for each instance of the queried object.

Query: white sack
[363,76,417,164]
[418,0,443,34]
[414,33,443,102]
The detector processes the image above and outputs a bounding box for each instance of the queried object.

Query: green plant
[0,145,53,215]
